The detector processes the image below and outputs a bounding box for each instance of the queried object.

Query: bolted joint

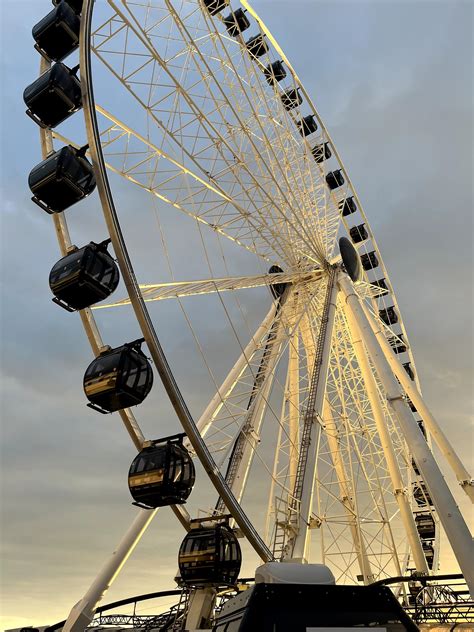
[393,487,406,497]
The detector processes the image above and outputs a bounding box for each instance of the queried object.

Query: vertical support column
[192,304,277,444]
[185,587,216,630]
[290,272,339,562]
[361,303,474,503]
[62,509,157,632]
[341,300,429,574]
[288,327,300,489]
[217,302,286,513]
[228,337,284,506]
[323,401,375,583]
[338,272,474,594]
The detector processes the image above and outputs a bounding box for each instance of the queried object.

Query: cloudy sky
[1,0,473,629]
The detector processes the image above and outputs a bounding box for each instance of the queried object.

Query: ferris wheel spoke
[342,296,429,574]
[91,1,336,265]
[53,115,289,263]
[93,269,322,309]
[93,5,298,261]
[339,273,474,593]
[167,1,329,261]
[194,282,322,511]
[322,399,375,583]
[338,318,408,559]
[215,296,287,513]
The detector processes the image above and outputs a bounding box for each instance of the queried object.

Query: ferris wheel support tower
[337,272,474,595]
[24,0,474,628]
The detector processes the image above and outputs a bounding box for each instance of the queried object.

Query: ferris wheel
[24,0,473,629]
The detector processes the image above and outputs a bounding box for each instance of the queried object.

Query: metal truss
[33,0,474,628]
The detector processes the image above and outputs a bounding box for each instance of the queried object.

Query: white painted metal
[288,274,339,562]
[338,272,474,594]
[222,311,285,508]
[39,57,146,451]
[341,298,429,574]
[38,40,179,632]
[288,322,300,490]
[80,0,273,563]
[52,0,469,591]
[322,401,375,584]
[94,270,322,309]
[184,587,216,631]
[255,562,335,585]
[190,304,278,445]
[362,304,474,503]
[62,509,157,632]
[242,0,423,398]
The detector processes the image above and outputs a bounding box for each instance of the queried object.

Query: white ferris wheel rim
[38,0,469,589]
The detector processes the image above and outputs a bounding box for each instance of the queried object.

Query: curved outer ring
[38,57,145,452]
[242,0,439,568]
[79,0,273,563]
[38,0,437,572]
[242,0,422,392]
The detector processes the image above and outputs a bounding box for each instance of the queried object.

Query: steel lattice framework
[26,0,473,630]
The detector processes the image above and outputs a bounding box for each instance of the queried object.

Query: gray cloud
[1,0,473,627]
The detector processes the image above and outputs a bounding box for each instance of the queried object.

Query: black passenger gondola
[360,251,378,271]
[49,239,119,311]
[24,62,82,129]
[53,0,83,13]
[312,142,331,163]
[223,9,250,37]
[178,522,242,588]
[128,434,195,509]
[245,34,268,58]
[338,196,357,216]
[350,223,368,244]
[83,338,153,413]
[413,482,433,507]
[418,421,427,439]
[403,362,415,381]
[326,169,345,190]
[379,306,398,326]
[388,334,406,354]
[29,145,96,214]
[297,115,318,137]
[371,278,388,298]
[32,2,80,63]
[264,60,286,85]
[422,542,435,568]
[416,513,436,539]
[280,87,302,111]
[202,0,230,16]
[268,265,287,300]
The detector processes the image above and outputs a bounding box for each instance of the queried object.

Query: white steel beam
[322,401,376,584]
[338,272,474,594]
[289,273,339,562]
[93,270,321,309]
[62,509,157,632]
[188,303,277,445]
[222,313,285,509]
[288,326,300,489]
[342,302,429,574]
[362,304,474,503]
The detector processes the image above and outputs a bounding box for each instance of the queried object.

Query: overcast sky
[1,0,473,629]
